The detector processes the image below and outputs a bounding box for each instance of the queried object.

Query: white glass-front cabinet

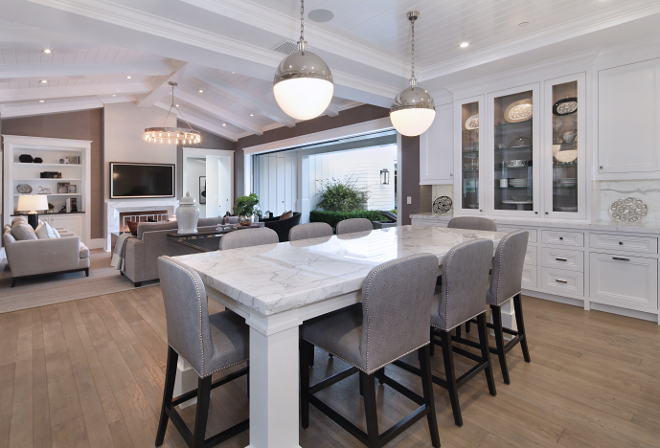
[454,76,586,220]
[543,73,586,220]
[486,83,540,217]
[454,96,484,214]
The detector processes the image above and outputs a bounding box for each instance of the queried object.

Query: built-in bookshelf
[3,135,91,243]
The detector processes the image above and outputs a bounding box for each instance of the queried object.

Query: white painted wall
[186,157,206,217]
[104,102,177,202]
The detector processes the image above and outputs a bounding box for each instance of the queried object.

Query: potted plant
[233,193,260,225]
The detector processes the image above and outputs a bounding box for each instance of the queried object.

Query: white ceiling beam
[194,71,295,127]
[154,100,240,142]
[173,89,263,135]
[0,60,173,80]
[0,98,105,118]
[137,61,194,107]
[324,102,340,117]
[0,83,151,103]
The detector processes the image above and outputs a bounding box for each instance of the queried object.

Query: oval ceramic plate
[465,114,479,130]
[504,99,533,123]
[432,196,452,214]
[16,184,32,194]
[553,97,578,116]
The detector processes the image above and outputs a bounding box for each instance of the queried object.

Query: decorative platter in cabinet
[432,196,453,214]
[504,99,533,123]
[553,97,578,116]
[465,114,479,130]
[609,197,648,223]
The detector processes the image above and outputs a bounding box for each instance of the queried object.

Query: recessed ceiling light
[518,21,529,27]
[459,42,469,48]
[176,104,179,107]
[43,48,52,54]
[112,94,116,97]
[198,89,204,93]
[126,75,132,79]
[231,72,235,75]
[250,113,254,117]
[40,79,48,84]
[39,99,44,103]
[308,9,334,23]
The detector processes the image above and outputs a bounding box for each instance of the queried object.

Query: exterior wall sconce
[380,168,390,185]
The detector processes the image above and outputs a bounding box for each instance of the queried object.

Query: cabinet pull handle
[619,242,623,245]
[555,279,568,284]
[613,257,630,262]
[555,257,568,262]
[559,237,564,240]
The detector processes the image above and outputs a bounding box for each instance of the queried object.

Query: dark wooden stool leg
[419,345,440,448]
[192,376,212,448]
[361,372,380,448]
[155,346,178,447]
[429,328,435,356]
[300,340,312,429]
[491,305,511,385]
[455,325,462,338]
[309,344,315,367]
[465,321,470,333]
[375,367,385,385]
[477,313,497,396]
[440,330,462,427]
[513,294,531,363]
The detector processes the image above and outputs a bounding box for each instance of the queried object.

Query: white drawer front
[525,245,537,266]
[498,226,537,243]
[522,265,537,288]
[541,247,584,272]
[589,253,658,312]
[589,233,658,255]
[541,267,584,296]
[541,230,584,247]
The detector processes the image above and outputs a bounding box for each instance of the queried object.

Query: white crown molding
[419,1,660,82]
[0,98,104,118]
[593,35,660,69]
[154,100,239,142]
[0,60,173,80]
[179,0,409,77]
[0,82,152,103]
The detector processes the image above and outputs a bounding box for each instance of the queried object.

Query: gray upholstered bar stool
[289,222,333,241]
[335,218,373,235]
[464,231,531,384]
[300,254,441,448]
[396,239,497,427]
[219,227,278,250]
[155,256,249,448]
[447,216,497,231]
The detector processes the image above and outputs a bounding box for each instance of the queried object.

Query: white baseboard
[87,238,107,250]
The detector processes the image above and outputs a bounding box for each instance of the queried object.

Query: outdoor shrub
[316,177,369,213]
[309,210,388,231]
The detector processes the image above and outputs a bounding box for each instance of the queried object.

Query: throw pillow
[35,220,61,239]
[11,222,38,240]
[11,216,28,227]
[280,210,293,220]
[126,220,138,236]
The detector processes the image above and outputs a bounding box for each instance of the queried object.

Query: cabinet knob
[619,241,623,245]
[534,211,538,215]
[559,237,564,240]
[600,166,603,169]
[450,173,453,176]
[479,209,483,212]
[545,212,548,215]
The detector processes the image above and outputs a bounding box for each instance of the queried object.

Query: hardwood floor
[0,287,659,448]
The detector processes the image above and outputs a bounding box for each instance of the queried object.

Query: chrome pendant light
[390,11,436,137]
[273,0,334,121]
[144,82,201,145]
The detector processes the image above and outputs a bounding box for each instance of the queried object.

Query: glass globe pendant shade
[390,86,436,137]
[274,49,334,121]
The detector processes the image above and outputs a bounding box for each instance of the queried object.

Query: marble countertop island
[410,213,660,235]
[176,225,506,316]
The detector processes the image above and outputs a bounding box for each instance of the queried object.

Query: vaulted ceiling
[1,0,660,141]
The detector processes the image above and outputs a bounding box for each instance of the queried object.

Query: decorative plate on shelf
[553,97,578,116]
[504,99,533,123]
[465,114,479,130]
[433,196,452,214]
[609,197,648,223]
[16,184,32,194]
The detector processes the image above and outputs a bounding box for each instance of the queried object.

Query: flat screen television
[110,163,175,199]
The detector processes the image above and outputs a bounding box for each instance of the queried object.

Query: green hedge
[309,210,388,231]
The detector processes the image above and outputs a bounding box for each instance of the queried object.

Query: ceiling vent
[273,41,299,55]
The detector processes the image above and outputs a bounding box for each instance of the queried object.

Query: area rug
[0,249,157,314]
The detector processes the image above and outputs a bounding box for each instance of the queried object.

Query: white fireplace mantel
[106,198,178,251]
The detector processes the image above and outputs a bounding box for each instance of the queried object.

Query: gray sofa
[3,224,90,287]
[121,216,228,286]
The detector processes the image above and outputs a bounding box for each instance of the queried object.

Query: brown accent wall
[400,136,432,225]
[2,109,104,238]
[234,104,390,196]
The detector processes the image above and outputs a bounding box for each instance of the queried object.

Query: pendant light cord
[298,0,307,53]
[410,16,417,89]
[162,82,195,132]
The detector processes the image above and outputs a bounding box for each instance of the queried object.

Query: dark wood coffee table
[166,224,264,252]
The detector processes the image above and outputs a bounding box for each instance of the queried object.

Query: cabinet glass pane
[551,81,578,213]
[461,102,479,210]
[493,91,533,211]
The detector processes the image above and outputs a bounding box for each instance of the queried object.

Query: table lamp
[17,195,48,229]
